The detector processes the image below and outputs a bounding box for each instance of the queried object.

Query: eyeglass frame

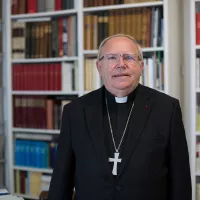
[98,53,142,64]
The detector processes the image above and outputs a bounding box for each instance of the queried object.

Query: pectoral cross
[108,152,122,175]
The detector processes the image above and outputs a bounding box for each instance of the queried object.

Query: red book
[41,63,46,90]
[55,63,61,90]
[48,64,54,91]
[20,95,26,127]
[32,64,37,90]
[26,64,30,90]
[13,95,21,127]
[35,64,39,90]
[27,64,32,90]
[67,17,71,56]
[16,65,20,90]
[19,64,22,90]
[44,63,48,90]
[12,65,16,90]
[27,0,37,13]
[58,63,61,90]
[23,64,27,90]
[53,63,57,90]
[55,0,62,10]
[196,12,200,45]
[11,0,18,14]
[20,171,26,193]
[39,96,46,129]
[33,97,38,128]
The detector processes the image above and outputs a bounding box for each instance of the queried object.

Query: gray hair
[97,33,143,61]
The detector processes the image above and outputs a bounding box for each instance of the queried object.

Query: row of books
[84,59,101,91]
[12,56,164,93]
[84,7,163,50]
[13,95,73,129]
[12,16,77,59]
[84,0,162,7]
[12,0,74,15]
[140,53,164,90]
[12,62,78,91]
[15,170,51,197]
[15,138,57,169]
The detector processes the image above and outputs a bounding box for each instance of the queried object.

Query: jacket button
[116,185,121,191]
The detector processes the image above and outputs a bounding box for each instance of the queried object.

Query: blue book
[15,140,20,165]
[30,141,35,167]
[26,140,31,166]
[35,141,41,168]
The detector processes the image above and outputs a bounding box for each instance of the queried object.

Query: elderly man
[48,34,191,200]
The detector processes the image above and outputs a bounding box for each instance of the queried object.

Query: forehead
[102,37,138,54]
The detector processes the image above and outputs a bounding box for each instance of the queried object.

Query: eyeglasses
[99,53,140,64]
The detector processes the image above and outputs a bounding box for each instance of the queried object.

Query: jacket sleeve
[48,105,75,200]
[167,100,192,200]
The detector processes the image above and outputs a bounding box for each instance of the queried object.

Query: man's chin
[113,83,133,90]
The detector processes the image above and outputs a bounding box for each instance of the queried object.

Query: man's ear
[140,61,144,69]
[96,60,102,76]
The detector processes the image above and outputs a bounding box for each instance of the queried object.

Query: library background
[0,0,199,199]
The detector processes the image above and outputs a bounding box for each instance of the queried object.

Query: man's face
[96,37,143,94]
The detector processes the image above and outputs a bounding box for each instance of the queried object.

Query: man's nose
[118,56,125,66]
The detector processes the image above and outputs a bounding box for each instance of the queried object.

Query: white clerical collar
[115,96,128,103]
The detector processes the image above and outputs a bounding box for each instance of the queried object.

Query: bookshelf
[183,0,200,200]
[3,0,183,199]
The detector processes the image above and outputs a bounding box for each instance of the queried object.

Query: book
[0,135,4,159]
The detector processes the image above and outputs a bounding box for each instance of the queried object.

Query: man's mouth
[113,74,129,77]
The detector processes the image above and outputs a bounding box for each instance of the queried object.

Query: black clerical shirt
[103,85,139,176]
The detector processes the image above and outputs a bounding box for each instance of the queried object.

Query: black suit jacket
[48,84,191,200]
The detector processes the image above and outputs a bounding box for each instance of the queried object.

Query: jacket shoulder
[63,87,102,111]
[141,85,179,105]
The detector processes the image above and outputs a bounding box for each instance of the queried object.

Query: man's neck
[107,84,138,98]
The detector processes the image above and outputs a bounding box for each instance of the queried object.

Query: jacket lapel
[117,85,155,180]
[85,87,115,181]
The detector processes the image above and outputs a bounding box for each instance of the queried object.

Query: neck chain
[105,97,135,153]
